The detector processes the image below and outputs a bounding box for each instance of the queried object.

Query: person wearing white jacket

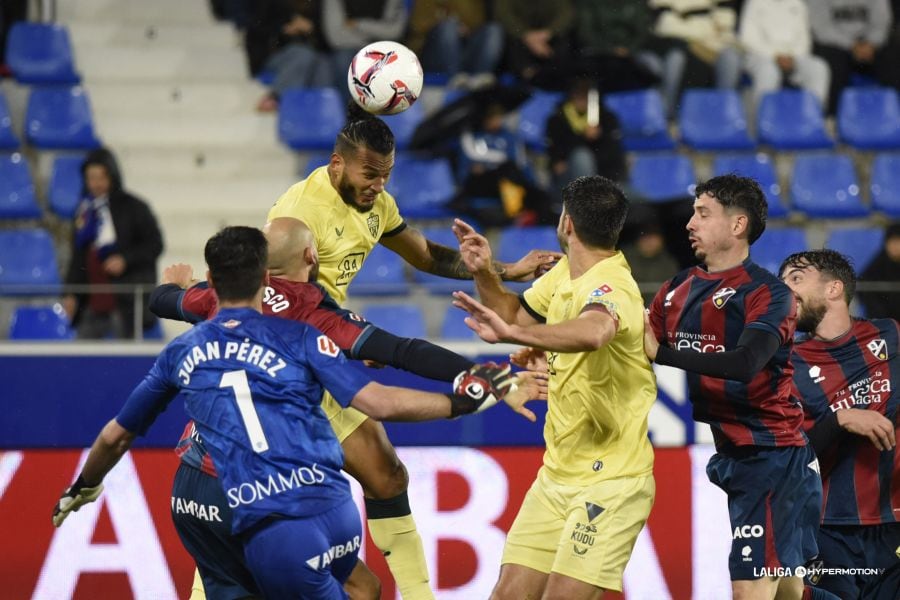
[740,0,830,111]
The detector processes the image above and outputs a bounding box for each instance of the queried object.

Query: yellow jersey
[267,167,405,304]
[522,252,656,485]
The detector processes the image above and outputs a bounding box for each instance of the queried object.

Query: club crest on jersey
[712,287,736,309]
[367,213,380,238]
[317,335,340,357]
[867,338,888,360]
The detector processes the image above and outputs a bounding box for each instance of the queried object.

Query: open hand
[510,346,548,372]
[452,291,514,343]
[643,310,659,362]
[837,409,896,451]
[503,370,549,422]
[162,263,196,288]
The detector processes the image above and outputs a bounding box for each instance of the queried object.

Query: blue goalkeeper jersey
[115,307,371,533]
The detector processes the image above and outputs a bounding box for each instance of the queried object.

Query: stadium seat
[413,226,475,295]
[496,226,559,293]
[441,305,478,340]
[347,244,409,296]
[363,304,427,339]
[712,153,786,217]
[0,229,61,295]
[6,22,80,85]
[0,93,19,150]
[837,87,900,150]
[790,154,867,218]
[384,100,424,150]
[604,89,676,151]
[48,155,84,218]
[871,153,900,216]
[517,91,564,151]
[8,305,74,340]
[25,86,101,150]
[0,153,41,219]
[826,228,885,273]
[388,157,455,218]
[679,89,755,150]
[302,152,332,176]
[757,90,833,150]
[278,87,345,150]
[629,154,696,203]
[751,228,808,275]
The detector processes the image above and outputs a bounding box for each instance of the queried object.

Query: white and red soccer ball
[347,41,423,115]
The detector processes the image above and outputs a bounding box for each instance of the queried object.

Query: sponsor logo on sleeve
[317,335,340,357]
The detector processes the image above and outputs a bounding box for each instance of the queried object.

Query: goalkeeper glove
[448,362,517,418]
[52,475,103,527]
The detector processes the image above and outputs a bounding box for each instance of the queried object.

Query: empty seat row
[629,152,900,219]
[0,153,85,220]
[752,227,885,276]
[0,87,101,151]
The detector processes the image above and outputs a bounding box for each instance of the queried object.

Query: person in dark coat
[859,223,900,322]
[63,148,164,339]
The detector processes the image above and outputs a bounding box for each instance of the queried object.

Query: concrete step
[59,0,213,25]
[114,146,300,180]
[68,21,237,48]
[76,45,247,82]
[95,111,279,149]
[130,177,295,213]
[86,81,266,117]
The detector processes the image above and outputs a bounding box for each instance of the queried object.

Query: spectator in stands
[63,148,164,340]
[739,0,830,112]
[859,223,900,322]
[809,0,900,114]
[321,0,408,99]
[494,0,574,85]
[450,102,555,227]
[622,219,681,306]
[406,0,503,89]
[650,0,742,116]
[545,77,627,196]
[246,0,332,113]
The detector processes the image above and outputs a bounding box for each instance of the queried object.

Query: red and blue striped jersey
[174,278,373,476]
[791,318,900,525]
[649,258,806,450]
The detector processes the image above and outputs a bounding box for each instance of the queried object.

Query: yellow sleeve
[379,192,405,237]
[578,273,639,334]
[521,259,566,321]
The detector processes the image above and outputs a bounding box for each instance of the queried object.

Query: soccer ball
[347,41,423,115]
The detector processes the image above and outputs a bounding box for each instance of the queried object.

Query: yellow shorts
[502,467,655,592]
[321,391,368,443]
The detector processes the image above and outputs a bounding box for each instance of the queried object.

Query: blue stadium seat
[363,304,427,339]
[517,91,563,151]
[790,154,867,218]
[871,153,900,216]
[0,229,60,295]
[0,93,19,150]
[679,89,755,150]
[278,87,345,150]
[384,100,424,150]
[712,153,786,218]
[0,153,40,219]
[604,89,676,151]
[48,155,84,218]
[25,86,101,150]
[388,157,455,218]
[757,90,834,150]
[496,226,559,293]
[630,154,696,203]
[837,87,900,150]
[413,226,475,295]
[9,305,74,340]
[751,228,808,275]
[6,22,80,84]
[826,228,885,273]
[347,244,409,296]
[441,305,478,340]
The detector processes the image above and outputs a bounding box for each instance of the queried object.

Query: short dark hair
[204,226,268,301]
[695,174,767,244]
[335,102,395,158]
[562,176,629,249]
[778,249,857,304]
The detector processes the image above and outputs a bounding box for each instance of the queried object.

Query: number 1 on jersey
[220,370,270,453]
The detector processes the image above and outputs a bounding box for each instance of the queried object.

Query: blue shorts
[707,444,822,580]
[242,498,362,599]
[170,462,259,600]
[806,523,900,600]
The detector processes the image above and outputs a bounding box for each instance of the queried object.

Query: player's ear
[330,152,343,175]
[827,279,844,301]
[205,270,214,289]
[733,213,749,238]
[262,269,270,286]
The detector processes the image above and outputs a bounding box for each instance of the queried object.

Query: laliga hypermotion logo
[351,50,399,103]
